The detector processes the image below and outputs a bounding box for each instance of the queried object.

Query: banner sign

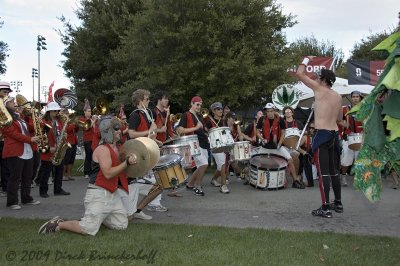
[288,57,334,78]
[347,60,385,85]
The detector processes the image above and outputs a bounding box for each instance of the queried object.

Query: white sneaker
[9,204,22,210]
[24,200,41,205]
[220,185,230,194]
[210,179,221,187]
[133,211,152,220]
[84,175,89,179]
[147,205,168,212]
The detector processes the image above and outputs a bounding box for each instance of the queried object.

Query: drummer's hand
[159,126,167,133]
[277,143,282,149]
[150,122,158,131]
[127,154,137,165]
[155,139,163,147]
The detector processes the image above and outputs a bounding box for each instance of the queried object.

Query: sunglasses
[214,107,222,110]
[195,103,202,106]
[309,127,315,129]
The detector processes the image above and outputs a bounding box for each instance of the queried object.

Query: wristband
[301,57,310,66]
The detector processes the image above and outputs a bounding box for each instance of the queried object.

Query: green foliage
[349,30,394,60]
[0,18,9,75]
[2,218,400,265]
[59,0,296,112]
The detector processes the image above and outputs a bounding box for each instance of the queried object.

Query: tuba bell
[170,113,182,123]
[0,96,14,128]
[272,84,301,111]
[200,108,209,118]
[95,98,109,115]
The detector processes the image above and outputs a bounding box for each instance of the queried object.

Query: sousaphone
[272,84,301,110]
[120,137,160,178]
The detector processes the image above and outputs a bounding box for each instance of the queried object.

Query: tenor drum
[249,154,288,189]
[173,135,201,157]
[230,141,251,161]
[153,154,187,189]
[348,133,362,151]
[161,144,192,169]
[283,128,300,149]
[208,127,234,153]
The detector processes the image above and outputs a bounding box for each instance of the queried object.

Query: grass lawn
[1,217,399,265]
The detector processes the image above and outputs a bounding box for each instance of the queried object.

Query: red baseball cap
[191,96,202,103]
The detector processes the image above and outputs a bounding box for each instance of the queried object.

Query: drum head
[154,154,182,170]
[250,154,288,170]
[162,144,190,150]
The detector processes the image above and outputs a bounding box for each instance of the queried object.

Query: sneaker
[210,179,221,187]
[329,201,344,213]
[312,206,332,218]
[147,205,168,212]
[54,190,70,196]
[193,187,205,196]
[292,180,305,189]
[84,175,89,179]
[48,180,53,185]
[38,216,64,234]
[24,200,41,205]
[133,211,153,220]
[340,174,348,186]
[220,185,230,194]
[9,204,21,210]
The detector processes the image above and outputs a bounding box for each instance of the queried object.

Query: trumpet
[68,112,92,130]
[200,108,209,118]
[170,113,182,123]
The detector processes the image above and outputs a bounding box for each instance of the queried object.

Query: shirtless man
[295,57,344,218]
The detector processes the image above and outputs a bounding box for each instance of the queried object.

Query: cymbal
[120,138,160,178]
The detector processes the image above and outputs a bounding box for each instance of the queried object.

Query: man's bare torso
[314,87,342,131]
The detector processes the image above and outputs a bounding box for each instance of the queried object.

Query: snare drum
[161,144,192,169]
[174,135,201,157]
[249,154,288,189]
[153,154,187,189]
[230,141,251,161]
[209,127,234,153]
[348,133,362,151]
[283,128,300,149]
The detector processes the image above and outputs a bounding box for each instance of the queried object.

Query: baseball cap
[210,102,223,110]
[191,96,202,103]
[263,103,275,109]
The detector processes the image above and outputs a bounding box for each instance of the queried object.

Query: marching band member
[0,81,12,196]
[153,91,175,143]
[127,89,166,218]
[177,96,209,196]
[297,121,315,187]
[340,90,364,186]
[205,102,230,193]
[256,103,304,189]
[62,109,78,181]
[277,106,305,188]
[2,96,40,209]
[118,105,129,144]
[38,117,135,235]
[37,102,70,198]
[80,99,94,178]
[243,110,263,146]
[225,111,244,181]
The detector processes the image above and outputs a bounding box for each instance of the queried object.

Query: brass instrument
[52,89,77,165]
[234,117,242,125]
[16,95,51,153]
[95,98,109,115]
[200,108,209,118]
[77,118,92,130]
[170,113,182,123]
[51,114,72,166]
[0,96,14,128]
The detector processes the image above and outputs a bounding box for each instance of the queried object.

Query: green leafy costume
[348,32,400,202]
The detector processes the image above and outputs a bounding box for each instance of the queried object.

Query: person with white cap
[0,81,12,98]
[339,90,364,186]
[36,102,71,198]
[256,103,304,188]
[2,96,41,210]
[243,110,263,146]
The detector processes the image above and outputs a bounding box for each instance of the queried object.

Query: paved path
[1,174,399,238]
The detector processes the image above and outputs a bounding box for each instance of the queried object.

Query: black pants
[6,157,34,206]
[0,141,10,192]
[83,141,93,175]
[32,151,40,184]
[38,160,64,195]
[63,144,77,165]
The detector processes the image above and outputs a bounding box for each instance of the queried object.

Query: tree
[349,30,394,60]
[60,0,296,112]
[0,18,9,75]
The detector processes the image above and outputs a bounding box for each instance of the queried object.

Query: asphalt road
[1,173,399,238]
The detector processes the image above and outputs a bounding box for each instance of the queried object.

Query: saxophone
[51,114,71,166]
[0,96,14,128]
[33,108,51,153]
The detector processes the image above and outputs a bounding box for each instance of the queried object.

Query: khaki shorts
[193,148,209,167]
[212,152,226,171]
[79,186,128,236]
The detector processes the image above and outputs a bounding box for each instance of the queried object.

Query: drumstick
[164,106,170,127]
[296,104,314,150]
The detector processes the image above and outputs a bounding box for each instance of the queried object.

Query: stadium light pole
[32,68,38,101]
[37,35,47,103]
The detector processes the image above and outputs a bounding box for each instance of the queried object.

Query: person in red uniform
[80,99,96,179]
[2,96,40,209]
[62,109,79,181]
[38,117,137,235]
